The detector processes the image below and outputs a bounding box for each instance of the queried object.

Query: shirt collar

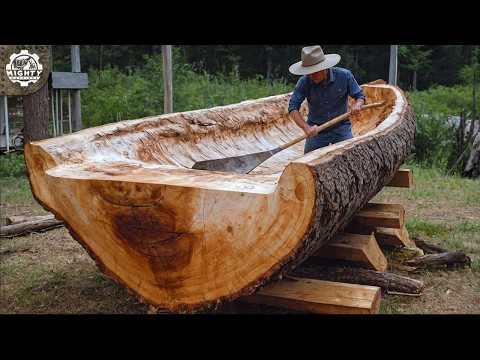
[307,67,335,86]
[328,67,335,83]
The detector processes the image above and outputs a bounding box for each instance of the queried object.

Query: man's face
[309,69,328,84]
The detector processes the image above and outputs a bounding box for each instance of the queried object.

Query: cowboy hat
[289,45,341,75]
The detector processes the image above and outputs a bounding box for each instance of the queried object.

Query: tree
[462,46,480,178]
[398,45,433,90]
[23,82,50,144]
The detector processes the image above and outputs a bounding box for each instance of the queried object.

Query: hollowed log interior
[25,84,414,312]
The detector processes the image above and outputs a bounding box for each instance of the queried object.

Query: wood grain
[352,202,405,229]
[24,83,415,312]
[313,233,388,271]
[242,277,381,314]
[386,169,412,188]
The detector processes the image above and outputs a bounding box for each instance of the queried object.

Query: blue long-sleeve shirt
[288,67,366,127]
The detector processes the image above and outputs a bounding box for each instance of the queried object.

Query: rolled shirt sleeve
[347,70,366,102]
[288,76,308,113]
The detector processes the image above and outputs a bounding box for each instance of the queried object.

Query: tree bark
[291,264,425,294]
[404,251,472,268]
[412,236,448,254]
[22,82,50,144]
[99,45,103,71]
[265,46,273,80]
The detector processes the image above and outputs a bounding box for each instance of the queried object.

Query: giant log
[24,83,415,312]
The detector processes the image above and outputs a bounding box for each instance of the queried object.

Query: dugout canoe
[24,81,415,312]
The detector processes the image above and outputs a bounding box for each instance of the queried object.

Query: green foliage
[458,65,478,85]
[399,45,433,73]
[0,153,26,177]
[82,49,291,127]
[408,84,480,171]
[398,45,433,90]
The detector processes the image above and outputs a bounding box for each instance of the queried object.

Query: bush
[82,49,291,127]
[408,84,479,171]
[0,153,26,177]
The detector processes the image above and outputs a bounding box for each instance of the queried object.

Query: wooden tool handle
[280,101,385,150]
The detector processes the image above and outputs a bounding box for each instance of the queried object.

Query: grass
[0,162,479,314]
[405,218,480,271]
[377,162,480,208]
[0,177,37,206]
[373,163,480,314]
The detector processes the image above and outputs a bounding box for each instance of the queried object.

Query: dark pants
[304,120,353,154]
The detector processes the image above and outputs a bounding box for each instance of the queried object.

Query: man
[288,45,366,154]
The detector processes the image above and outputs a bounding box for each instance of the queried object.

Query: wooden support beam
[375,226,415,248]
[352,202,405,229]
[345,222,423,255]
[241,277,381,314]
[386,169,412,188]
[313,233,388,271]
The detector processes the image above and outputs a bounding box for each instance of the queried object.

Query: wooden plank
[345,222,423,254]
[387,169,412,188]
[313,233,388,271]
[375,226,415,248]
[241,277,381,314]
[352,202,404,229]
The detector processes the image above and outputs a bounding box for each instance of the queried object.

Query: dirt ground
[1,166,479,314]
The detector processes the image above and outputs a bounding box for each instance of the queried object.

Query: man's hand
[290,110,319,138]
[303,124,319,138]
[350,99,364,115]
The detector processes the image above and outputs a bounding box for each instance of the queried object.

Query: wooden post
[56,90,60,134]
[59,90,63,135]
[68,91,72,133]
[1,96,9,152]
[71,45,82,132]
[162,45,173,114]
[389,45,398,86]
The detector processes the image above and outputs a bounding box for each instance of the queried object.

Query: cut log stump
[313,233,388,271]
[386,169,412,188]
[241,277,381,314]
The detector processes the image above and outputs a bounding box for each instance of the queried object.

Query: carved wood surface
[24,84,415,312]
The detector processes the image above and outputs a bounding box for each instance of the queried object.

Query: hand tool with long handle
[192,101,385,174]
